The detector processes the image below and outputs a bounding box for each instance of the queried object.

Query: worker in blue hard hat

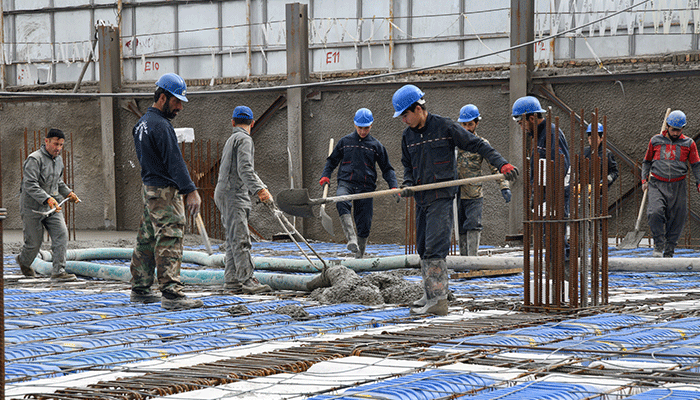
[455,104,511,257]
[393,84,518,316]
[319,108,399,258]
[584,122,618,188]
[512,95,571,274]
[641,110,700,258]
[130,72,203,310]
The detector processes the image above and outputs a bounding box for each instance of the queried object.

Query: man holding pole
[319,108,398,258]
[393,85,518,316]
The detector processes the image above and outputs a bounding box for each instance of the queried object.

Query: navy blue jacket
[530,118,571,185]
[401,113,508,206]
[321,131,398,191]
[133,107,197,194]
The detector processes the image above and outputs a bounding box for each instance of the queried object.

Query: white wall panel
[179,54,218,80]
[412,0,461,38]
[360,44,390,69]
[412,42,459,68]
[222,1,250,48]
[265,50,287,75]
[463,37,510,65]
[361,1,390,41]
[572,36,630,59]
[222,52,250,77]
[132,6,176,57]
[14,0,50,10]
[135,57,176,81]
[179,3,219,55]
[15,14,52,62]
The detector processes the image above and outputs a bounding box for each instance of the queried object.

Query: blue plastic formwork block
[145,336,241,355]
[5,363,64,383]
[458,381,596,400]
[52,330,162,350]
[37,348,163,372]
[80,316,168,333]
[224,325,313,341]
[531,339,625,356]
[305,304,370,316]
[623,388,700,399]
[244,300,304,313]
[557,313,653,334]
[226,313,294,326]
[159,309,231,322]
[302,316,377,332]
[342,369,497,400]
[652,317,700,334]
[431,334,544,351]
[5,327,89,344]
[596,327,686,347]
[5,343,69,361]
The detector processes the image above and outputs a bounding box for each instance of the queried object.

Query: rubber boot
[410,260,429,308]
[51,265,77,282]
[356,237,367,259]
[410,296,448,316]
[410,259,449,316]
[458,234,467,256]
[340,213,359,255]
[466,230,480,257]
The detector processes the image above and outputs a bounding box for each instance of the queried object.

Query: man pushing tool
[319,108,398,258]
[393,85,518,316]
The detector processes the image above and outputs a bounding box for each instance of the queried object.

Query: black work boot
[161,290,203,310]
[16,255,36,278]
[130,289,161,304]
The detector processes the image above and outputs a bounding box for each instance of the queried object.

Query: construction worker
[394,85,518,316]
[17,128,80,281]
[214,106,273,293]
[641,110,700,258]
[130,73,204,310]
[455,104,511,256]
[584,123,619,188]
[320,108,398,258]
[513,96,571,265]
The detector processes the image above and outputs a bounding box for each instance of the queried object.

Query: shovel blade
[617,230,645,250]
[276,188,316,218]
[320,204,334,236]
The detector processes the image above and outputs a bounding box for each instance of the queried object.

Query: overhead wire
[0,0,658,98]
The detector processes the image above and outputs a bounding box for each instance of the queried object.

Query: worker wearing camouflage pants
[131,185,187,299]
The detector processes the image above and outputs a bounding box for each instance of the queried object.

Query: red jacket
[641,131,700,183]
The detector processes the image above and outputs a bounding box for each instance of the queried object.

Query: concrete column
[286,3,309,233]
[97,25,121,229]
[508,0,533,236]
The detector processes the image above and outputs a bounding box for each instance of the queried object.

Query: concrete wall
[3,72,700,247]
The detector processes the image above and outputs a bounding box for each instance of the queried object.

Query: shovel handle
[321,138,334,200]
[634,189,648,231]
[315,174,507,205]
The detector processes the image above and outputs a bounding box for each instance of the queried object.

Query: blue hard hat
[512,96,545,117]
[667,110,687,129]
[586,123,604,134]
[232,106,254,120]
[458,104,481,123]
[156,73,188,102]
[392,84,425,118]
[354,108,374,127]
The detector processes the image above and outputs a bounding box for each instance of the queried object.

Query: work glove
[642,179,648,191]
[391,188,401,203]
[67,192,81,203]
[46,197,61,212]
[501,188,512,203]
[697,182,700,193]
[319,177,330,187]
[500,163,519,181]
[399,185,414,198]
[607,175,614,185]
[257,188,273,205]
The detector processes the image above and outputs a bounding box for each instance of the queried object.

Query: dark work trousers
[647,178,687,249]
[416,197,453,260]
[458,197,483,234]
[336,182,374,238]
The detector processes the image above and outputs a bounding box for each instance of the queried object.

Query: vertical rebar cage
[523,108,609,311]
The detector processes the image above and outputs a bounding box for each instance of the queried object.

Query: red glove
[697,183,700,193]
[500,163,519,181]
[257,188,273,205]
[319,177,330,187]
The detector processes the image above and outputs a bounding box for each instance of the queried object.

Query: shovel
[194,213,213,255]
[277,173,509,224]
[617,108,670,249]
[320,138,335,236]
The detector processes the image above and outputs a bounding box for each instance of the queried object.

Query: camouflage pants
[130,185,185,295]
[421,259,449,299]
